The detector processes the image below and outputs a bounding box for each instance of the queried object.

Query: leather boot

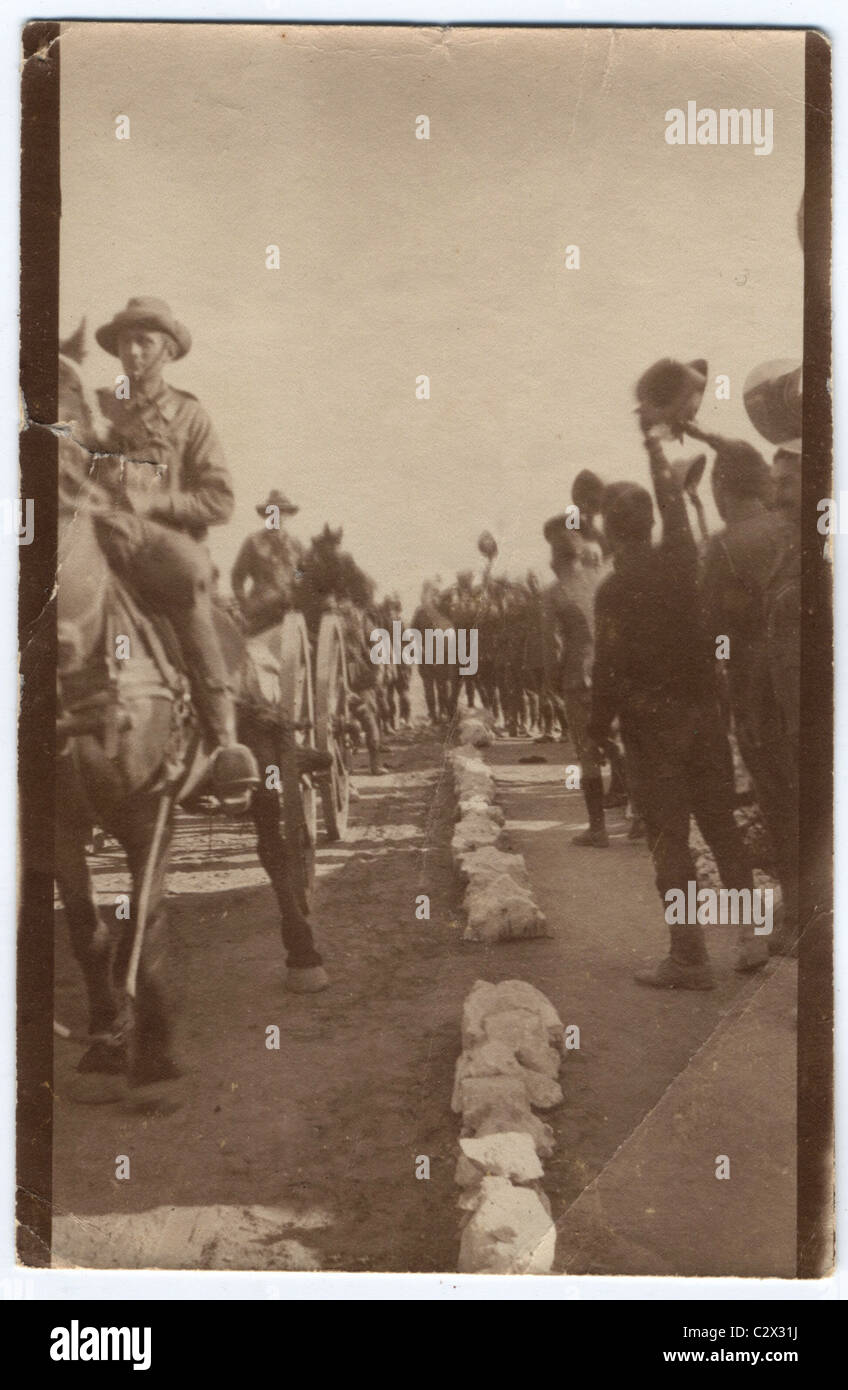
[767,902,799,957]
[572,775,609,847]
[635,924,715,990]
[735,921,770,973]
[199,688,260,807]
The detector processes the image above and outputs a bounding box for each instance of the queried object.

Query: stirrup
[211,744,260,797]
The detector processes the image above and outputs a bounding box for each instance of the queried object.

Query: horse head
[57,353,113,674]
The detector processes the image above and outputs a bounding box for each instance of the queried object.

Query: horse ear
[59,317,87,364]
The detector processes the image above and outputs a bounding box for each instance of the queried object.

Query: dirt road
[52,724,795,1275]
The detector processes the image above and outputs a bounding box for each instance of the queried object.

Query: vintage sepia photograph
[17,21,832,1284]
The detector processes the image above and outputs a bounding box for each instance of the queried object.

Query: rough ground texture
[52,723,795,1275]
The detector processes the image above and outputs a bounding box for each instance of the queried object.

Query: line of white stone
[453,979,564,1274]
[447,711,550,942]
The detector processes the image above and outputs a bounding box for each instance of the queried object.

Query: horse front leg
[55,762,123,1069]
[112,799,181,1086]
[55,863,124,1067]
[251,785,328,991]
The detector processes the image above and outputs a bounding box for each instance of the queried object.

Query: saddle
[58,564,334,798]
[57,577,190,759]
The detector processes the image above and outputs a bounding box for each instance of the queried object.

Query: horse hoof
[128,1057,185,1087]
[77,1040,128,1075]
[123,1059,186,1115]
[286,966,329,993]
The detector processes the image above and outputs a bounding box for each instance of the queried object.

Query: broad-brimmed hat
[477,530,498,561]
[257,489,299,517]
[743,360,802,446]
[634,358,708,434]
[95,297,192,359]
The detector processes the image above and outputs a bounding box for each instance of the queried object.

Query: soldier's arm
[642,428,696,558]
[150,402,235,529]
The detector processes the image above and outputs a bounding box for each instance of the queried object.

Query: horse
[297,523,374,637]
[55,358,327,1097]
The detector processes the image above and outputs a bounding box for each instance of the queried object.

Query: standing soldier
[569,476,631,804]
[542,516,608,847]
[446,571,480,714]
[523,572,555,739]
[571,468,611,558]
[412,582,458,725]
[700,439,800,955]
[588,421,765,987]
[93,296,259,805]
[230,489,304,631]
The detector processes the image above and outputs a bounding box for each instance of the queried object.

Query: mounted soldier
[231,489,305,633]
[92,296,259,807]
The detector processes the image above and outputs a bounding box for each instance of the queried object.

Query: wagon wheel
[315,612,352,841]
[278,612,317,914]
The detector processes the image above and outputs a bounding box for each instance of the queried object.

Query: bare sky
[59,23,805,610]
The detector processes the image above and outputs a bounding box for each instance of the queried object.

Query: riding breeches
[94,513,236,745]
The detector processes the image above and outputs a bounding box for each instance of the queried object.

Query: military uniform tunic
[92,380,238,744]
[96,382,233,539]
[231,528,305,616]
